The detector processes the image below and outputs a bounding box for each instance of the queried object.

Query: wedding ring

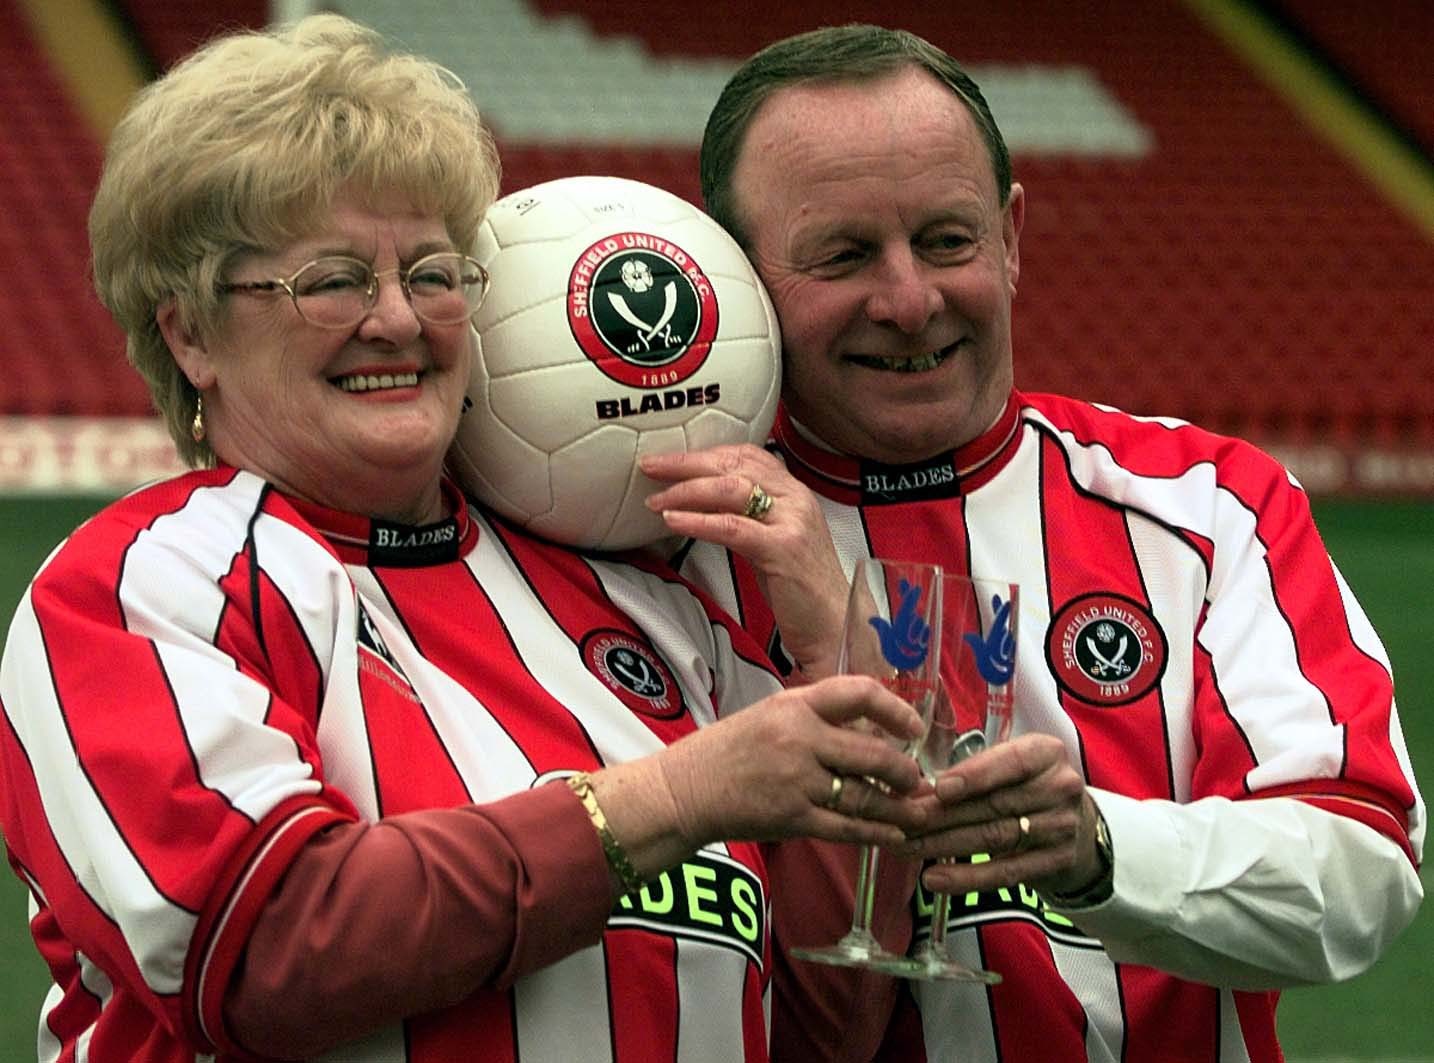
[1013,814,1033,852]
[742,483,774,521]
[825,774,846,810]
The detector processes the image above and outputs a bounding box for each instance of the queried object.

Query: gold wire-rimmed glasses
[218,252,489,328]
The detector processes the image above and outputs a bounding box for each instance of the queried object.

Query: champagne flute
[789,557,944,970]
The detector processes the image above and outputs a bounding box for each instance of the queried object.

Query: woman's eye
[296,261,369,295]
[409,267,458,291]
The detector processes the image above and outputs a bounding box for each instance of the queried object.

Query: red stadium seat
[3,0,1430,492]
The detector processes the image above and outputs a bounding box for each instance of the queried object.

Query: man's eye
[809,248,867,273]
[923,233,976,258]
[932,234,971,249]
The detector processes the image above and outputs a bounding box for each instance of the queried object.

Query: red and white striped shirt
[0,467,782,1062]
[678,390,1424,1063]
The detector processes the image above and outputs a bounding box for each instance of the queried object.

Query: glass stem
[849,844,881,937]
[927,877,952,955]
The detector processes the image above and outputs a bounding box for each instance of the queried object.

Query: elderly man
[644,23,1423,1063]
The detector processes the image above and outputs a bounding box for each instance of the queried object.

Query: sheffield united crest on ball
[569,231,718,391]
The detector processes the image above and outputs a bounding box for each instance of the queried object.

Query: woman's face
[169,192,473,524]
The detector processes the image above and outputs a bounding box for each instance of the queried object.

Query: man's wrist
[1045,805,1114,907]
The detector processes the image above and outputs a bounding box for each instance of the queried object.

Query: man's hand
[900,732,1106,898]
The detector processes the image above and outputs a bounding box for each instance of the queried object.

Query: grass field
[0,495,1429,1059]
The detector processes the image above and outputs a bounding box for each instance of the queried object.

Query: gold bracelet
[567,772,645,895]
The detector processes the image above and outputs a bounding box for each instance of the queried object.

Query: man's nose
[864,248,943,332]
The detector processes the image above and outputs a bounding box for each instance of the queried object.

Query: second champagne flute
[878,573,1018,982]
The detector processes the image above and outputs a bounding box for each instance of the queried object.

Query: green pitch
[0,496,1429,1058]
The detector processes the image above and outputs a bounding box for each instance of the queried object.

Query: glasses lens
[407,253,487,324]
[292,257,373,327]
[285,253,487,327]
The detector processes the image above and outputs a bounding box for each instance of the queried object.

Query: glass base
[864,944,1003,983]
[789,929,913,971]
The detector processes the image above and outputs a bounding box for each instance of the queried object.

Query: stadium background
[0,0,1429,1058]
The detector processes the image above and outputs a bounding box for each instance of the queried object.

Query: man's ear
[1004,182,1025,297]
[157,297,217,389]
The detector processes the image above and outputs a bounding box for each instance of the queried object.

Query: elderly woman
[0,16,927,1061]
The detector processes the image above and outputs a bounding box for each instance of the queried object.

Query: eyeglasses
[218,252,489,328]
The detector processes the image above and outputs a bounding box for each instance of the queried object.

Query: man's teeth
[335,371,420,393]
[852,350,949,372]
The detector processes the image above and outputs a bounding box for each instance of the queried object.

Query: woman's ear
[157,297,217,389]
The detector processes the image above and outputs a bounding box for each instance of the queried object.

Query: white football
[449,175,781,550]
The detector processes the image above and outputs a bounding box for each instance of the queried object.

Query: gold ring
[826,774,845,810]
[742,483,774,521]
[1013,814,1033,852]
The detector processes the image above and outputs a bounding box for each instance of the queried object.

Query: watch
[1047,806,1114,907]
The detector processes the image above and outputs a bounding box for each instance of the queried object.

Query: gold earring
[191,394,206,442]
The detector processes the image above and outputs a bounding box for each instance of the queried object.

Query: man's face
[731,66,1023,464]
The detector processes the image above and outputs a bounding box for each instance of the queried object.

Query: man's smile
[846,342,961,373]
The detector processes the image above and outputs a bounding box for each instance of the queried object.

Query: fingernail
[937,775,966,801]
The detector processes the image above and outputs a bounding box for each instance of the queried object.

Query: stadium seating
[5,0,1431,491]
[0,4,146,416]
[1274,0,1434,157]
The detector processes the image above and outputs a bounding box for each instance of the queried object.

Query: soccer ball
[448,175,781,550]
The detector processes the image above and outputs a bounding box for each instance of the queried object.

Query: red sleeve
[209,780,613,1060]
[767,837,921,1063]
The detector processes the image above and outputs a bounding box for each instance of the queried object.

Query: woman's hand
[641,445,848,681]
[590,675,930,881]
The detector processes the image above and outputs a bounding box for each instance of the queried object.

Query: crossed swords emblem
[607,279,680,354]
[1084,631,1133,679]
[609,648,665,697]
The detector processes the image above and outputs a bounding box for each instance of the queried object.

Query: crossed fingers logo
[869,579,931,671]
[963,593,1016,686]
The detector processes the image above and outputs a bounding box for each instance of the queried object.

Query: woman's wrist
[567,772,646,894]
[580,759,700,889]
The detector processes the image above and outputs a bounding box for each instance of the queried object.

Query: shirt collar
[773,391,1023,504]
[281,476,476,566]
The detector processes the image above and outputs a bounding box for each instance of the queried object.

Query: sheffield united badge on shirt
[1046,592,1168,705]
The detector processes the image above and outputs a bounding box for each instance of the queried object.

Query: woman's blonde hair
[89,14,501,466]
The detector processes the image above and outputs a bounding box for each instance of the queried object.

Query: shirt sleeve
[1189,448,1423,857]
[217,781,614,1059]
[0,492,350,1046]
[1,486,621,1060]
[1052,789,1424,989]
[1063,447,1424,988]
